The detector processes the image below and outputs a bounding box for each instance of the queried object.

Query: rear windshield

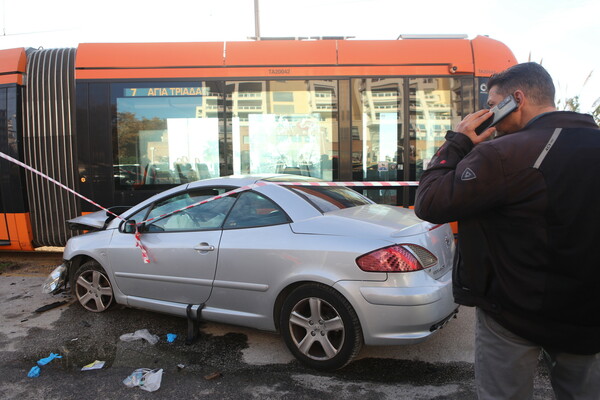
[287,186,373,212]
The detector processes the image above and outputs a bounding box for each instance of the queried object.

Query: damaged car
[44,174,457,371]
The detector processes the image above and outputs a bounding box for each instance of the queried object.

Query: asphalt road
[0,262,555,399]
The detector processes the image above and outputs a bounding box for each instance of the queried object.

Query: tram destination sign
[124,87,208,97]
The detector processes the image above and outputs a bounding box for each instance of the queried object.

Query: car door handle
[193,243,215,252]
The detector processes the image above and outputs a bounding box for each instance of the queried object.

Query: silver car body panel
[207,224,390,331]
[290,204,428,238]
[106,228,222,305]
[334,269,455,345]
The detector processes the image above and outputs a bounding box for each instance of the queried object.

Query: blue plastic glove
[28,366,40,378]
[37,353,62,366]
[167,333,177,343]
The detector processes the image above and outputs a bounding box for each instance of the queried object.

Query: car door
[107,188,236,305]
[208,191,293,323]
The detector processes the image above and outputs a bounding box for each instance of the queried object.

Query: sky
[1,0,598,112]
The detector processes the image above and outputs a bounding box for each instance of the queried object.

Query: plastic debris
[37,353,62,366]
[81,360,105,371]
[166,333,177,343]
[204,371,222,380]
[123,368,163,392]
[177,364,185,371]
[119,329,159,345]
[27,366,40,378]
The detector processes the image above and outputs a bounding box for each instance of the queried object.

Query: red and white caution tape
[275,181,419,187]
[0,151,155,262]
[1,150,420,264]
[137,180,418,228]
[0,151,121,220]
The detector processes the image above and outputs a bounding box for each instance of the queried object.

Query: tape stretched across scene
[0,150,419,263]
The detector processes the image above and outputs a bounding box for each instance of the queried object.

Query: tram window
[227,80,337,182]
[112,82,223,189]
[408,77,468,181]
[350,78,404,205]
[351,77,470,206]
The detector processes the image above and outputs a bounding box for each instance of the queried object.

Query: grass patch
[0,261,14,273]
[0,261,20,273]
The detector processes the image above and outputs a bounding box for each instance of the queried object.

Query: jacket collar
[524,111,598,130]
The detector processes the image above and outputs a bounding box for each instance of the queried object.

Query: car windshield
[287,186,373,213]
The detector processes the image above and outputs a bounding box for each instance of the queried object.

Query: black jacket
[415,111,600,354]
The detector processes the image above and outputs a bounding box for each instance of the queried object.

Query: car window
[287,186,373,213]
[145,188,236,232]
[223,191,289,229]
[126,206,150,225]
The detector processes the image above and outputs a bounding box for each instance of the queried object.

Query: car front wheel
[280,283,363,371]
[73,260,114,312]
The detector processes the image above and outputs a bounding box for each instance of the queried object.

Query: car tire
[73,260,114,313]
[280,283,363,371]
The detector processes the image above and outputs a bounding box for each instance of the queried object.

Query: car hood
[290,204,435,238]
[67,210,109,231]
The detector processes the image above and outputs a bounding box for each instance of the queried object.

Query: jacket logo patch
[461,168,477,181]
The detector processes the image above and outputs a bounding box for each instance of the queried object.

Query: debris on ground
[123,368,163,392]
[37,353,62,366]
[81,360,105,371]
[34,301,68,313]
[119,329,159,345]
[27,353,62,378]
[204,371,222,380]
[27,366,40,378]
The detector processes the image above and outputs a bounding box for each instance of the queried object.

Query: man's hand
[454,109,496,144]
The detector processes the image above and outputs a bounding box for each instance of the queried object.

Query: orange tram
[0,35,516,250]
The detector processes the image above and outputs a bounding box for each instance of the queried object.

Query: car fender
[63,229,129,305]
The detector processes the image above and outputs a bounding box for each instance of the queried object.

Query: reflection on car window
[145,188,235,232]
[288,186,373,213]
[224,191,289,229]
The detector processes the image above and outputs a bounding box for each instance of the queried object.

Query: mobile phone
[475,94,518,134]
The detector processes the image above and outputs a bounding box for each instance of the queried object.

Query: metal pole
[254,0,260,40]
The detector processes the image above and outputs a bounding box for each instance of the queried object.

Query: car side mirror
[123,220,138,234]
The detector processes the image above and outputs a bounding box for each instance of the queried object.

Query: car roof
[186,174,322,189]
[115,174,323,222]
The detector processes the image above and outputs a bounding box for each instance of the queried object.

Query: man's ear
[513,90,525,107]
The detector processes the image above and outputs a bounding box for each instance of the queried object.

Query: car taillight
[356,244,437,272]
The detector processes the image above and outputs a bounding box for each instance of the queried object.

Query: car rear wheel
[73,260,114,313]
[280,283,363,371]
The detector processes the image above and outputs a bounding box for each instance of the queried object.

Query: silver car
[44,175,457,370]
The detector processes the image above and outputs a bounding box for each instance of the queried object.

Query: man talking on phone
[415,62,600,399]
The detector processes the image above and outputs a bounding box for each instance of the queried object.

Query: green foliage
[592,102,600,126]
[557,95,600,126]
[0,261,14,273]
[116,112,167,164]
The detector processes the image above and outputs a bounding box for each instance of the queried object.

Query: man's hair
[487,62,556,107]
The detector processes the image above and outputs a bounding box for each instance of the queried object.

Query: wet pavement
[0,271,556,399]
